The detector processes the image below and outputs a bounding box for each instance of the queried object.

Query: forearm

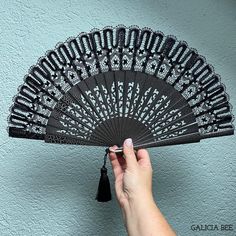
[122,194,176,236]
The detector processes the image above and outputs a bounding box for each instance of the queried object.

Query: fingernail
[124,138,133,147]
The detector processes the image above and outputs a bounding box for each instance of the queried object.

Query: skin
[108,138,176,236]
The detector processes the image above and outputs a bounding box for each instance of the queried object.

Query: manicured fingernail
[124,138,133,147]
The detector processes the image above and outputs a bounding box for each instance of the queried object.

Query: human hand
[108,138,154,210]
[108,138,176,236]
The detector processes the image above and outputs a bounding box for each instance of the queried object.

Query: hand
[109,138,176,236]
[108,138,153,209]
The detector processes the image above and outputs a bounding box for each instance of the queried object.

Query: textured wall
[0,0,235,235]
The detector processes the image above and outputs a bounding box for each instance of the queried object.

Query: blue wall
[0,0,235,235]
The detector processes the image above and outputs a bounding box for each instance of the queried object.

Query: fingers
[108,145,123,179]
[110,139,148,173]
[123,138,138,169]
[136,149,152,168]
[117,154,127,170]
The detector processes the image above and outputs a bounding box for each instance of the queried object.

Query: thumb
[123,138,138,170]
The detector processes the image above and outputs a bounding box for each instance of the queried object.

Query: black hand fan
[7,25,234,202]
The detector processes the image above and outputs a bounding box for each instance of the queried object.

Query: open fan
[7,25,234,201]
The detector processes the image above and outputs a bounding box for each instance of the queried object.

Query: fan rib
[7,25,234,148]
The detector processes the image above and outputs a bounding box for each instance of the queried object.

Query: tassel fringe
[95,149,112,202]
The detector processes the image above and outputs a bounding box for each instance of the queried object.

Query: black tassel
[95,148,112,202]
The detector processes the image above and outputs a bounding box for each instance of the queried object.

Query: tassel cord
[95,148,112,202]
[103,148,109,168]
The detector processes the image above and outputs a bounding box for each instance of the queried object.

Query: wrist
[122,192,157,221]
[129,192,155,209]
[122,194,176,236]
[115,192,153,220]
[121,194,158,236]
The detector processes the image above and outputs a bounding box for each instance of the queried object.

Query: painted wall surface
[0,0,235,235]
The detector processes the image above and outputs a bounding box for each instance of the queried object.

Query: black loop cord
[103,148,110,167]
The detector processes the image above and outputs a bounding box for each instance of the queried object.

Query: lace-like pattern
[7,25,234,148]
[45,72,195,146]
